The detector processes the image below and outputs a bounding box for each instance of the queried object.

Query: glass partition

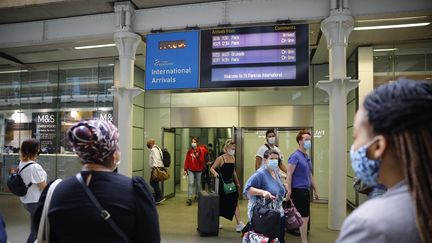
[373,41,432,87]
[0,59,114,193]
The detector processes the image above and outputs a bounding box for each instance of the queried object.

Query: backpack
[7,162,34,196]
[158,147,171,167]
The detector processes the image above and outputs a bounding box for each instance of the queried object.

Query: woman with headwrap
[337,80,432,243]
[34,120,160,243]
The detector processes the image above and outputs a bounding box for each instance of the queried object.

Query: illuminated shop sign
[145,31,199,90]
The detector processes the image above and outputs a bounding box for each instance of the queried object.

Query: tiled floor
[0,192,340,242]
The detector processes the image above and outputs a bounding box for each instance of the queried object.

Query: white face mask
[227,149,235,156]
[191,143,197,148]
[267,137,276,145]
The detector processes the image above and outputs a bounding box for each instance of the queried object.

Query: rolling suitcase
[197,177,219,236]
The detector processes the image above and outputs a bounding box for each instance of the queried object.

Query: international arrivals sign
[145,31,199,90]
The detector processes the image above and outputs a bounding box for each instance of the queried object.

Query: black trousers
[150,177,163,201]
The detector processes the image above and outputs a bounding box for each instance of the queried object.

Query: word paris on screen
[145,25,309,90]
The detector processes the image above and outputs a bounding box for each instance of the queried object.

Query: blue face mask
[268,159,279,171]
[304,140,312,150]
[350,140,381,186]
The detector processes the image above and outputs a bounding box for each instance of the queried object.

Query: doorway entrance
[161,127,311,198]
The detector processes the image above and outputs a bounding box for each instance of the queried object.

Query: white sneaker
[236,221,245,232]
[219,224,223,229]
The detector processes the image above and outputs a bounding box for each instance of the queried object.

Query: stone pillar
[317,4,358,230]
[180,128,190,191]
[112,1,142,177]
[208,128,215,148]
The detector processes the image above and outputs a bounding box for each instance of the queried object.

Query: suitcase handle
[215,176,219,194]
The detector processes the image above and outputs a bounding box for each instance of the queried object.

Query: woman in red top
[183,137,206,206]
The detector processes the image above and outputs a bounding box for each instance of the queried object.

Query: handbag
[285,199,303,230]
[36,179,62,243]
[219,156,237,194]
[252,198,281,239]
[219,173,236,194]
[151,167,170,182]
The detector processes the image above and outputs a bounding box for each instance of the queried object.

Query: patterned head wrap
[67,120,119,164]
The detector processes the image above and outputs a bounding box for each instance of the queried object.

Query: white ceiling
[0,0,223,24]
[0,1,430,69]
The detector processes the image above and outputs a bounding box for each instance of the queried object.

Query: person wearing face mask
[184,137,206,206]
[244,149,286,243]
[286,130,319,243]
[337,80,432,243]
[33,120,160,243]
[146,139,165,205]
[255,129,287,173]
[210,139,245,232]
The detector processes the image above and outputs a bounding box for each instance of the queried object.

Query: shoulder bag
[151,167,170,182]
[36,179,62,243]
[76,173,130,243]
[219,156,236,194]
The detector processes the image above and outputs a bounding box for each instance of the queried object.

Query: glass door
[241,129,267,189]
[162,128,175,198]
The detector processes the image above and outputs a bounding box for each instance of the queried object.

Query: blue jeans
[188,171,202,199]
[23,202,38,243]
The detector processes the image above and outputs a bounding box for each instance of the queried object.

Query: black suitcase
[197,178,219,236]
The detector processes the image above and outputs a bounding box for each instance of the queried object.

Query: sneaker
[155,198,166,205]
[219,224,223,229]
[186,199,192,206]
[236,221,245,232]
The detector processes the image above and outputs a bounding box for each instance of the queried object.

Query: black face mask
[146,145,151,149]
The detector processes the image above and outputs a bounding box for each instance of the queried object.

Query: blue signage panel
[145,31,199,90]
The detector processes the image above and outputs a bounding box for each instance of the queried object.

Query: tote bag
[36,179,62,243]
[252,199,281,239]
[285,199,303,230]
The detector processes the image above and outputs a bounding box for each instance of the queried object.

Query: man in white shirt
[146,139,165,204]
[255,129,287,173]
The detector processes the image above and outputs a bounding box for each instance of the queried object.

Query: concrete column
[208,128,215,147]
[112,1,142,177]
[317,5,359,230]
[180,128,190,191]
[357,46,374,205]
[358,47,374,105]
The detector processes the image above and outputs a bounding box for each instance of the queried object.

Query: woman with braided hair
[337,80,432,243]
[33,120,160,243]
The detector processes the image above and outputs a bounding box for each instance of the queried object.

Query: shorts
[291,188,310,217]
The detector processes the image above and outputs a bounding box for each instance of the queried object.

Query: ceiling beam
[0,0,430,48]
[0,52,23,66]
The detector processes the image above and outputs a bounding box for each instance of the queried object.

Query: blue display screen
[145,31,199,90]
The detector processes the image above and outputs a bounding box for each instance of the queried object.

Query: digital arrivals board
[200,25,309,88]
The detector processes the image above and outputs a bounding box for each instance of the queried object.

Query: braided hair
[363,80,432,243]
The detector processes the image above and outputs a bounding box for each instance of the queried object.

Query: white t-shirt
[256,143,283,160]
[149,145,164,168]
[18,161,47,204]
